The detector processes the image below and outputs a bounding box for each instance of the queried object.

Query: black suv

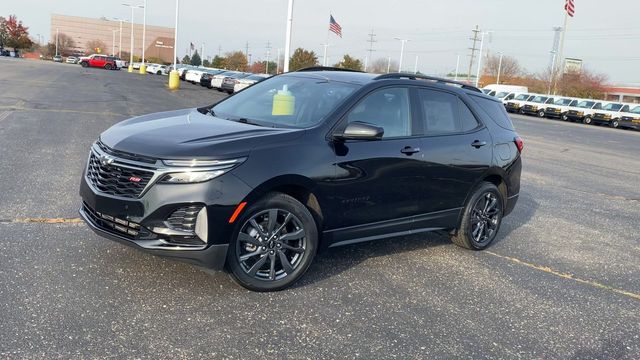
[79,68,522,291]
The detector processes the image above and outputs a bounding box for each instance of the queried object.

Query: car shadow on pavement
[295,189,539,289]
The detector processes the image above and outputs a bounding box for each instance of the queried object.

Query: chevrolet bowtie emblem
[100,155,115,166]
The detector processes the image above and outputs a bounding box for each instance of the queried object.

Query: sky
[2,0,639,85]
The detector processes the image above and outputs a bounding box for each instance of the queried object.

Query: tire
[104,64,112,70]
[518,109,525,115]
[561,114,568,121]
[538,110,546,118]
[583,116,592,125]
[610,119,619,128]
[80,62,88,67]
[227,193,318,291]
[451,182,503,250]
[156,71,161,75]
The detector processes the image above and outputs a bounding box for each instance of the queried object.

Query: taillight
[514,136,524,153]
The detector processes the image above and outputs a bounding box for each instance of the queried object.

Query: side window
[594,103,602,110]
[459,100,480,132]
[505,94,515,100]
[419,89,458,134]
[622,105,630,112]
[347,87,411,138]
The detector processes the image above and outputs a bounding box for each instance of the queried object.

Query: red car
[79,54,119,70]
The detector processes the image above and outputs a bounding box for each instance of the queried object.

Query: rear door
[412,88,493,229]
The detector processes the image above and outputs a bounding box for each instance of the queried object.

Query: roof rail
[373,73,483,93]
[295,66,364,73]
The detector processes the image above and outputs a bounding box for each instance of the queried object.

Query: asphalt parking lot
[0,58,638,359]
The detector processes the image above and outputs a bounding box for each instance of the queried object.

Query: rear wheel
[538,110,546,118]
[583,116,592,125]
[104,64,112,70]
[227,193,318,291]
[156,71,161,75]
[518,109,525,115]
[80,62,88,67]
[561,114,569,121]
[610,119,619,128]
[451,182,503,250]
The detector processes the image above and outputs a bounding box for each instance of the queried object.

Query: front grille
[86,152,154,198]
[83,202,147,239]
[547,107,560,113]
[166,205,203,232]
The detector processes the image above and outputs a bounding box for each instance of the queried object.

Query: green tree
[1,15,32,50]
[190,51,201,66]
[211,55,224,68]
[222,51,248,71]
[181,54,191,64]
[202,59,210,67]
[289,48,318,71]
[333,54,363,71]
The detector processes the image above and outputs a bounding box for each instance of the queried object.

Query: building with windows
[50,14,174,63]
[603,86,640,104]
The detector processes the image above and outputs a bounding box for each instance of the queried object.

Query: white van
[483,85,529,103]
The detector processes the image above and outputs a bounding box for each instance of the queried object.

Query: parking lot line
[0,111,12,122]
[485,251,640,301]
[0,105,125,118]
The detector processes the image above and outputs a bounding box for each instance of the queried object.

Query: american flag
[564,0,575,17]
[329,15,342,38]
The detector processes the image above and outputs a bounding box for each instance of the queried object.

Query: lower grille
[83,202,147,240]
[86,152,154,198]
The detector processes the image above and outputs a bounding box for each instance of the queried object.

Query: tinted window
[348,87,411,138]
[505,94,515,100]
[602,103,623,111]
[514,94,529,101]
[470,95,514,130]
[459,100,479,132]
[593,103,602,110]
[419,90,457,134]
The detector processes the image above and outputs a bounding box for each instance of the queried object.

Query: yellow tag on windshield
[272,85,295,116]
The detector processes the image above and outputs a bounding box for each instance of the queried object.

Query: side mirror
[335,122,384,141]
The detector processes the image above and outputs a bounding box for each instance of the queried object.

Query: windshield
[531,96,548,103]
[577,101,595,108]
[602,103,623,111]
[554,98,572,106]
[496,92,510,99]
[211,75,360,128]
[514,94,529,101]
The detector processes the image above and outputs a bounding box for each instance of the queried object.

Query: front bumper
[79,165,253,269]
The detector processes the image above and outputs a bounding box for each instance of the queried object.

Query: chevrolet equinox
[79,68,522,291]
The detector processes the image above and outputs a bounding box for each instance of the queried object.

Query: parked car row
[483,85,640,131]
[173,65,271,93]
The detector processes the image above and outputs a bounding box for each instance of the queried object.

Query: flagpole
[323,14,330,66]
[553,9,569,95]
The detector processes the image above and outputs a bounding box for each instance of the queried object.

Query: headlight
[159,157,246,184]
[160,170,226,183]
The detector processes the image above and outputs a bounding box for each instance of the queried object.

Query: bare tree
[484,55,522,83]
[369,58,397,74]
[56,33,76,55]
[86,39,107,55]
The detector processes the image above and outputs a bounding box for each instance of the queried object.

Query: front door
[326,86,423,242]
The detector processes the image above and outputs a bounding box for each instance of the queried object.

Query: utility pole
[496,52,504,84]
[387,56,391,73]
[265,41,272,74]
[454,54,460,81]
[276,48,281,74]
[467,25,480,82]
[365,29,376,71]
[413,55,419,74]
[218,45,222,57]
[201,42,205,61]
[245,42,249,61]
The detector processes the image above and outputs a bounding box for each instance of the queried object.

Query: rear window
[470,95,514,130]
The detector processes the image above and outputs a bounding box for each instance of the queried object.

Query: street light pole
[55,28,59,56]
[122,3,142,73]
[475,31,492,87]
[112,18,126,58]
[454,54,460,81]
[394,37,409,72]
[283,0,294,72]
[168,0,180,90]
[139,0,147,74]
[112,29,118,56]
[496,52,504,84]
[413,55,419,74]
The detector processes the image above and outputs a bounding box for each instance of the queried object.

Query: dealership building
[50,14,175,62]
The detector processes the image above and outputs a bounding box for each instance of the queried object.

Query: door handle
[400,146,421,155]
[471,140,487,148]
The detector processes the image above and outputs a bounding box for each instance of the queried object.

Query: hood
[100,108,304,160]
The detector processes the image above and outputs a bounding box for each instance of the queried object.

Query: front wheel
[227,193,318,291]
[583,116,592,125]
[104,64,112,70]
[451,182,503,250]
[610,119,619,128]
[156,71,161,75]
[538,110,546,118]
[80,62,88,67]
[518,109,525,115]
[561,114,569,121]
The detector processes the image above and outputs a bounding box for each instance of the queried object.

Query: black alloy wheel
[451,182,503,250]
[227,193,317,291]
